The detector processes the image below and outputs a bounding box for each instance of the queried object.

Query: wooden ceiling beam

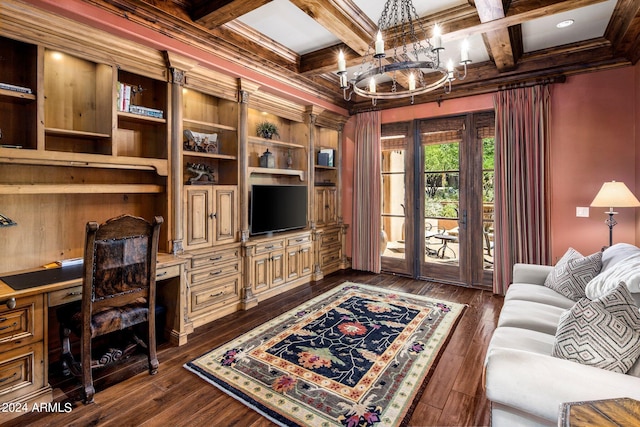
[605,0,640,63]
[192,0,272,29]
[474,0,517,71]
[288,0,377,55]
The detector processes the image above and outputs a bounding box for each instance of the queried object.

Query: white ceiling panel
[522,0,617,52]
[352,0,467,24]
[236,0,340,54]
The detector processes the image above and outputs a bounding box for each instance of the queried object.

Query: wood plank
[0,184,164,194]
[5,271,500,427]
[192,0,272,29]
[475,0,517,72]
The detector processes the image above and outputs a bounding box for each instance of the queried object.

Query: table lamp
[590,180,640,246]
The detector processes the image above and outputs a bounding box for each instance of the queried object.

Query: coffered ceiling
[81,0,640,113]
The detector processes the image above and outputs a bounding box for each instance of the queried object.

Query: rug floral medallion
[185,282,465,427]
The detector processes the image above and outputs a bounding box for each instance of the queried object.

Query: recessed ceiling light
[556,19,574,29]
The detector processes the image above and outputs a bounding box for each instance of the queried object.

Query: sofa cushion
[585,252,640,300]
[505,283,575,310]
[487,326,556,356]
[498,300,567,335]
[544,248,602,301]
[552,285,640,373]
[601,243,640,272]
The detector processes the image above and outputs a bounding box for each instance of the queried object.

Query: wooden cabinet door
[184,186,213,250]
[325,187,337,224]
[315,188,326,226]
[252,252,270,294]
[270,250,286,288]
[286,246,300,281]
[299,243,313,277]
[214,186,237,245]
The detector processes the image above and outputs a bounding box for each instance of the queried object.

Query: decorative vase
[380,229,388,255]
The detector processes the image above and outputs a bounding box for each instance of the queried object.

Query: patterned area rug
[185,282,465,427]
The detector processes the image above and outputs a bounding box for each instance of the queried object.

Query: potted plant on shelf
[256,121,280,140]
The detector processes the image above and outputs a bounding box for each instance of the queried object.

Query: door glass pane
[381,149,405,259]
[425,142,459,264]
[482,137,495,270]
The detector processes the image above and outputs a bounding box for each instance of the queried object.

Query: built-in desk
[0,253,187,422]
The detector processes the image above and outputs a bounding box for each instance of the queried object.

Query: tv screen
[250,185,307,235]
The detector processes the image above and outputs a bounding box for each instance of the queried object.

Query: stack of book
[117,82,164,119]
[0,82,32,94]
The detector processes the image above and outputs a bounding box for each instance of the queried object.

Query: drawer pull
[265,245,274,250]
[209,256,222,261]
[0,321,17,331]
[0,372,17,383]
[0,298,16,310]
[209,291,225,298]
[209,270,222,276]
[157,272,167,278]
[67,291,82,296]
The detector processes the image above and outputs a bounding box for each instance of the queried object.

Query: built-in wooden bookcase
[182,88,238,186]
[314,126,339,186]
[44,49,113,155]
[116,70,168,159]
[0,36,38,151]
[247,109,308,183]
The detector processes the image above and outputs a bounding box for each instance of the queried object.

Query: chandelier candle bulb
[409,73,416,90]
[338,50,346,72]
[375,31,384,56]
[433,24,442,50]
[461,39,470,63]
[369,77,376,93]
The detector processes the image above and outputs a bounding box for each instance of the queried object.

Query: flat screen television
[250,184,307,235]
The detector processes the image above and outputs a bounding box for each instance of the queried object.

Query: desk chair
[58,214,163,403]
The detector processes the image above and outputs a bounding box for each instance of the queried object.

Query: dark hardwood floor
[7,270,503,427]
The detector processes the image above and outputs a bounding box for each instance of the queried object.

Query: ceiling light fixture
[337,0,471,106]
[556,19,574,29]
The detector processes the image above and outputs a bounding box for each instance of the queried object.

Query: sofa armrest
[512,263,553,285]
[485,347,640,423]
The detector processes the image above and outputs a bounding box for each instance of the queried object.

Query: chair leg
[148,317,158,375]
[81,335,95,404]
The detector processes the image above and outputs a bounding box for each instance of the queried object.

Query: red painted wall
[342,66,640,264]
[550,66,638,260]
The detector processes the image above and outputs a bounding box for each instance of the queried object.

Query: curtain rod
[498,75,566,91]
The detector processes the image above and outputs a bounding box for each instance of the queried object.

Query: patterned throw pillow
[544,248,602,301]
[595,281,640,328]
[552,285,640,373]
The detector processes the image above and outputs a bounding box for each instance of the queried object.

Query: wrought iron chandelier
[337,0,471,106]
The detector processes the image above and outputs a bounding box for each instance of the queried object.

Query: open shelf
[118,111,166,124]
[0,184,164,195]
[45,128,111,139]
[0,88,36,102]
[183,151,237,161]
[247,136,305,149]
[248,167,305,181]
[183,118,236,132]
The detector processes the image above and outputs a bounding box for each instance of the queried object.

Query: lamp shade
[590,181,640,209]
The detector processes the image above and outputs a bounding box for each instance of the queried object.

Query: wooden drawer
[0,343,46,402]
[320,230,341,248]
[287,234,311,246]
[0,295,43,351]
[190,247,240,270]
[254,239,285,255]
[48,285,82,307]
[320,247,342,267]
[189,275,240,313]
[189,261,240,286]
[155,264,181,281]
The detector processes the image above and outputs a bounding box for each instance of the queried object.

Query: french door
[381,112,494,288]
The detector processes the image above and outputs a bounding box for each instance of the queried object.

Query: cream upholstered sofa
[484,243,640,426]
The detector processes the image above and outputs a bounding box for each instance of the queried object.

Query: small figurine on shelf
[259,149,275,168]
[286,149,293,169]
[186,163,216,185]
[256,121,279,140]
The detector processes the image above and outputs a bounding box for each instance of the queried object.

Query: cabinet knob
[0,298,16,310]
[209,212,217,219]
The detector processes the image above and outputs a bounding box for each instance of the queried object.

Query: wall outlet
[576,206,590,217]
